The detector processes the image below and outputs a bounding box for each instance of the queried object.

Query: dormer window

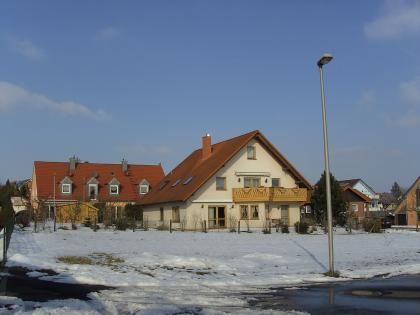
[88,184,98,200]
[139,179,149,195]
[60,176,73,194]
[110,184,119,195]
[108,177,120,196]
[87,177,99,200]
[62,183,71,194]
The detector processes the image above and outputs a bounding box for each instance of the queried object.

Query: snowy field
[4,226,420,314]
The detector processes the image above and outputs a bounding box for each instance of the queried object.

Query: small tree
[391,182,403,200]
[311,172,347,227]
[124,204,142,232]
[69,200,82,230]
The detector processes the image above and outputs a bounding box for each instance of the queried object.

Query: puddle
[0,267,114,302]
[248,274,420,315]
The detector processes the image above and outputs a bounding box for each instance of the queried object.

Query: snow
[4,226,420,314]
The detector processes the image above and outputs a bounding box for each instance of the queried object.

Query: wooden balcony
[232,187,309,203]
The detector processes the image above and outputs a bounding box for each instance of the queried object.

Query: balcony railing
[232,187,309,203]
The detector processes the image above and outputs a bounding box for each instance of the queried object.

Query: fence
[0,218,14,264]
[134,219,290,234]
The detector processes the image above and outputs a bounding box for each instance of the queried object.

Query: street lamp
[317,53,335,275]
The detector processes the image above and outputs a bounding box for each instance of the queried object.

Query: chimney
[69,156,77,175]
[202,133,212,160]
[122,158,128,174]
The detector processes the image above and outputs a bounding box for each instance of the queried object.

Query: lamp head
[317,53,333,67]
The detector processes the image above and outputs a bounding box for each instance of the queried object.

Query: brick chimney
[122,158,128,174]
[69,156,77,175]
[202,133,212,160]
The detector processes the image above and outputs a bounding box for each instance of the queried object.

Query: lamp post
[317,53,335,275]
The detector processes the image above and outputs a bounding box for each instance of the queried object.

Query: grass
[323,270,341,278]
[57,252,124,266]
[57,256,93,265]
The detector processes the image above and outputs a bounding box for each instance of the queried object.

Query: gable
[140,130,311,206]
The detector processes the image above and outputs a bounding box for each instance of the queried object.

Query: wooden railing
[232,187,309,203]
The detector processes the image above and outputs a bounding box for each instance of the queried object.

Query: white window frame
[139,183,149,195]
[351,204,358,212]
[88,184,98,200]
[247,145,256,160]
[109,184,119,195]
[61,183,71,194]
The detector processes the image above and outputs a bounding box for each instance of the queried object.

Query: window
[272,178,280,187]
[280,205,289,225]
[216,177,226,190]
[416,189,420,211]
[159,180,169,190]
[251,205,259,219]
[61,183,71,194]
[183,176,193,185]
[88,184,98,200]
[351,204,358,212]
[109,184,119,195]
[172,206,180,223]
[139,184,149,195]
[247,145,256,159]
[244,177,261,188]
[240,205,249,219]
[172,179,181,187]
[160,207,164,221]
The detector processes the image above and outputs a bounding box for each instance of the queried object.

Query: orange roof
[140,130,312,206]
[33,161,165,202]
[340,184,372,203]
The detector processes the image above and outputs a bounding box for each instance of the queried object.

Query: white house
[140,130,312,230]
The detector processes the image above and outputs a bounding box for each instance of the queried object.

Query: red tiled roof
[33,161,165,202]
[140,130,312,206]
[340,184,372,203]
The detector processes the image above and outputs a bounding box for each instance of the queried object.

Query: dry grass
[57,256,93,265]
[57,253,124,267]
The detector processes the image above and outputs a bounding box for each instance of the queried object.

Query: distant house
[394,177,420,226]
[379,192,398,212]
[140,131,312,229]
[31,158,165,223]
[338,179,382,212]
[340,184,371,221]
[10,196,29,214]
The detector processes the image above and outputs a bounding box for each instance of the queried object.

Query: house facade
[339,179,382,212]
[31,158,165,223]
[394,176,420,226]
[340,184,371,221]
[140,131,312,229]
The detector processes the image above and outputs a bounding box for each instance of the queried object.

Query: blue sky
[1,0,419,192]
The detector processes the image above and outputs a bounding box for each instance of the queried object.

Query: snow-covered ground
[4,226,420,314]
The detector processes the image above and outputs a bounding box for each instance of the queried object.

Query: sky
[0,0,419,192]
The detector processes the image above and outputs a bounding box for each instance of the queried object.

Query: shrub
[294,221,309,234]
[83,217,92,227]
[91,224,100,232]
[71,223,77,230]
[115,218,128,231]
[362,219,382,233]
[281,224,289,233]
[156,223,169,231]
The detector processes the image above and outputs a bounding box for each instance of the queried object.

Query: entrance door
[208,206,226,228]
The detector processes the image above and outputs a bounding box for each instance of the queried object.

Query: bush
[281,224,289,233]
[83,217,92,227]
[115,218,128,231]
[294,221,309,234]
[71,223,77,230]
[362,219,382,233]
[91,224,100,232]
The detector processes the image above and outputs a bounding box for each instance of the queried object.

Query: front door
[208,206,226,228]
